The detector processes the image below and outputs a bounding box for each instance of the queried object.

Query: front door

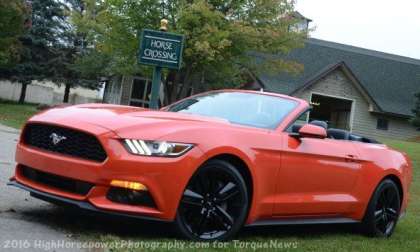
[273,134,361,217]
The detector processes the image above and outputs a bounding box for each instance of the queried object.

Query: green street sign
[139,29,184,70]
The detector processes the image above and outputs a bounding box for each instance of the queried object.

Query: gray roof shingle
[257,38,420,117]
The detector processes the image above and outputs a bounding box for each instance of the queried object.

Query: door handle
[345,154,358,162]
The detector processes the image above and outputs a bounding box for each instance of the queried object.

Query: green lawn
[0,100,38,129]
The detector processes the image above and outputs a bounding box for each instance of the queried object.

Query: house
[103,76,164,108]
[245,38,420,140]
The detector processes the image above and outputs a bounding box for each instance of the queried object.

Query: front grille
[23,123,107,162]
[20,166,94,196]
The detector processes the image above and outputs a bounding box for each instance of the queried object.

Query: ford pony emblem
[50,133,67,145]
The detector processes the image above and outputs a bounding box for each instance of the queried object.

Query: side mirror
[292,123,327,139]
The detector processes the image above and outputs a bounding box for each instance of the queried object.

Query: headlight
[123,139,193,157]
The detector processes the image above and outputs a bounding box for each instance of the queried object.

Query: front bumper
[10,129,205,221]
[7,180,167,222]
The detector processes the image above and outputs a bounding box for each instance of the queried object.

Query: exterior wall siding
[294,69,419,140]
[120,76,133,105]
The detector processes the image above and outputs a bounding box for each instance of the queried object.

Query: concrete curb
[0,124,20,135]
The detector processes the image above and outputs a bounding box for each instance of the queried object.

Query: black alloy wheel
[363,179,401,237]
[175,159,249,241]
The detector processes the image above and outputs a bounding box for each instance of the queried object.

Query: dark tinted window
[377,118,389,130]
[131,79,147,99]
[167,92,298,129]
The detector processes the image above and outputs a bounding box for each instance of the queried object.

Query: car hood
[28,104,232,139]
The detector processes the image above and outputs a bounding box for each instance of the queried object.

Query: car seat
[309,120,328,130]
[327,128,350,140]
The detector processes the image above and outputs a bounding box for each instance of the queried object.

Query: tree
[411,92,420,128]
[0,0,27,67]
[50,45,100,102]
[51,0,101,103]
[72,0,306,105]
[1,0,66,103]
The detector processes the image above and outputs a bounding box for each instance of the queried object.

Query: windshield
[167,92,298,129]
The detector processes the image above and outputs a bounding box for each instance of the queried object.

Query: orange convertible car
[8,90,412,240]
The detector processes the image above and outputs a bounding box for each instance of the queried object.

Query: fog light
[110,180,147,191]
[106,187,156,208]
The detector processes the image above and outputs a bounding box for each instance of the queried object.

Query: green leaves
[4,0,66,81]
[71,0,307,102]
[178,1,230,67]
[0,0,27,67]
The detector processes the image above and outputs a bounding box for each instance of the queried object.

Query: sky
[295,0,420,59]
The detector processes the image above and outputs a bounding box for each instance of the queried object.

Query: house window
[377,118,389,130]
[130,77,152,107]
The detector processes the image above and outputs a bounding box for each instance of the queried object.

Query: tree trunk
[163,76,170,106]
[176,68,192,101]
[18,81,28,104]
[63,83,71,103]
[169,72,181,104]
[164,70,178,105]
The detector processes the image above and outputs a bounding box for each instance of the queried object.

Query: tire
[175,159,249,241]
[362,179,401,237]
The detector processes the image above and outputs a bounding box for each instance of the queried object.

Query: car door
[273,131,362,217]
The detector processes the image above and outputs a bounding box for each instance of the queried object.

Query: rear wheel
[175,159,249,241]
[362,179,401,237]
